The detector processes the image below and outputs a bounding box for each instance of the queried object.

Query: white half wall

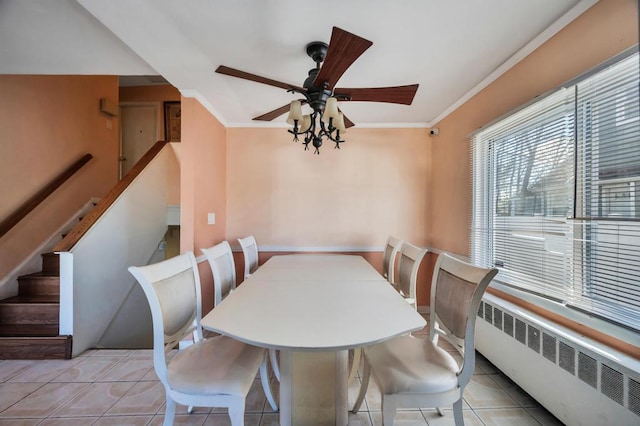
[60,144,177,356]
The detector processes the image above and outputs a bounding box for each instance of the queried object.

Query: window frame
[471,47,640,333]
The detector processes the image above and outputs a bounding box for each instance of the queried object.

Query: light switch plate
[207,212,216,225]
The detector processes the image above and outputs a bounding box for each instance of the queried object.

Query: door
[119,104,159,178]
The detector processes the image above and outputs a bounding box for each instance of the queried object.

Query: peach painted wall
[226,126,433,306]
[429,0,639,256]
[119,85,180,103]
[0,75,119,288]
[226,127,430,248]
[180,97,227,314]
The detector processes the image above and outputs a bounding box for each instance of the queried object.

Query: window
[472,50,640,331]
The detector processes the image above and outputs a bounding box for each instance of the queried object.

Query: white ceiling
[1,0,597,127]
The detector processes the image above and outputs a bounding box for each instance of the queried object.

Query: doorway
[119,103,161,179]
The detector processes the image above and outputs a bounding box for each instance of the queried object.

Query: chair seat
[167,335,264,396]
[364,335,459,394]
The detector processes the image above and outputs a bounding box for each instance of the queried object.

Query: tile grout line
[1,343,559,425]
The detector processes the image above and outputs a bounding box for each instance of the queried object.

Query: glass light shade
[321,97,340,123]
[335,112,347,134]
[298,114,312,133]
[286,100,303,125]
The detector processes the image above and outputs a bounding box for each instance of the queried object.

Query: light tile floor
[0,319,564,425]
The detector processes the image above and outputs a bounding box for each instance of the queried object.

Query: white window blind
[472,50,640,331]
[572,54,640,328]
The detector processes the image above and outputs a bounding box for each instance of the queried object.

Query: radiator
[475,293,640,426]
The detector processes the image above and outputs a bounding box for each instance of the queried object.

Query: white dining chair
[348,236,405,381]
[238,235,259,280]
[201,241,237,307]
[352,253,498,425]
[203,240,281,383]
[395,242,428,310]
[382,236,404,286]
[129,251,277,426]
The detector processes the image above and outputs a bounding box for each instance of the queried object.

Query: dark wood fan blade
[313,27,373,90]
[334,84,419,105]
[339,110,355,128]
[253,105,291,121]
[216,65,304,92]
[253,100,308,121]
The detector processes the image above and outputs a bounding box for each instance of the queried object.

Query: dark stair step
[41,252,60,275]
[18,273,60,297]
[0,336,72,360]
[0,296,59,337]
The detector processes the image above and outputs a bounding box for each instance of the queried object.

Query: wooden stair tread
[0,300,59,325]
[19,271,59,279]
[41,252,60,275]
[0,336,72,360]
[17,273,60,297]
[0,203,92,359]
[0,325,59,337]
[0,295,59,304]
[3,256,64,358]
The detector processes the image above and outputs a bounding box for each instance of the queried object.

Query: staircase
[0,253,72,359]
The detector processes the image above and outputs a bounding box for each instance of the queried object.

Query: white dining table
[201,254,426,426]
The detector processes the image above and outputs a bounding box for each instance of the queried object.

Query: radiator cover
[476,293,640,426]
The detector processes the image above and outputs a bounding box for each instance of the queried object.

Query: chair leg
[453,398,464,426]
[228,398,245,426]
[381,395,398,426]
[260,354,278,412]
[348,348,361,381]
[352,356,370,413]
[163,393,176,426]
[269,349,281,382]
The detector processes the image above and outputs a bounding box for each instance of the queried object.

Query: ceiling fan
[215,26,419,153]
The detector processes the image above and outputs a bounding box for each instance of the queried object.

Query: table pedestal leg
[279,350,348,426]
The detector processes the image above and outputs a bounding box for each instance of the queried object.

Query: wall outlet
[207,212,216,225]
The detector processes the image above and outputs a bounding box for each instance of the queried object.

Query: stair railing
[53,141,168,252]
[0,153,93,239]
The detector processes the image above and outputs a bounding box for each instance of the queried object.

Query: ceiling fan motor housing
[306,41,328,65]
[309,89,332,113]
[303,68,332,112]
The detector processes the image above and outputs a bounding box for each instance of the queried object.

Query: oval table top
[201,254,426,352]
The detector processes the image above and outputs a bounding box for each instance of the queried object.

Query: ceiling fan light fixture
[299,114,312,133]
[335,112,347,134]
[321,97,340,125]
[286,100,303,126]
[288,101,345,154]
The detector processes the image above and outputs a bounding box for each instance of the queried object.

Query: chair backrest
[202,241,237,306]
[382,236,403,285]
[128,252,203,387]
[396,242,428,309]
[430,253,498,387]
[238,235,259,280]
